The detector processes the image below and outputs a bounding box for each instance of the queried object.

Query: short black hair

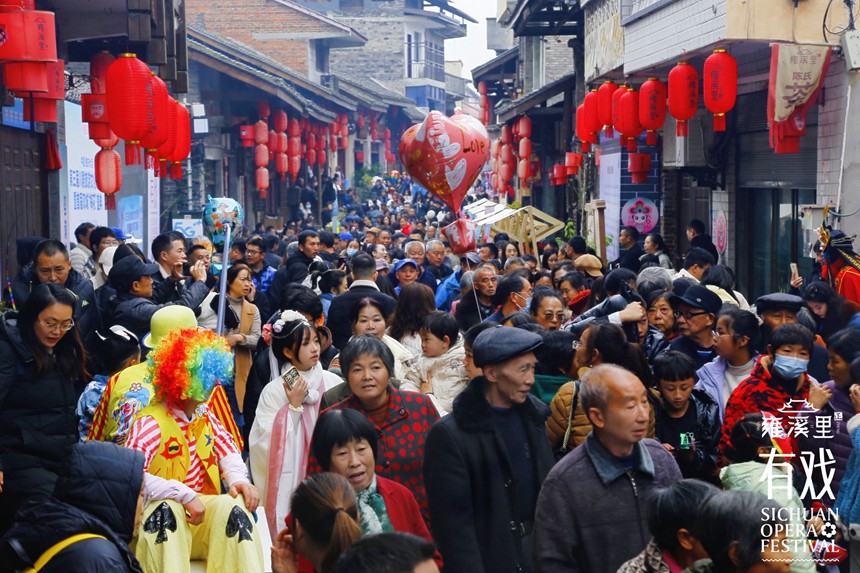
[687,219,706,235]
[89,226,116,252]
[151,231,184,263]
[74,222,95,243]
[298,229,319,246]
[535,329,576,375]
[492,273,528,307]
[187,244,208,258]
[246,235,267,252]
[420,311,459,346]
[32,239,69,263]
[231,238,247,254]
[683,247,715,270]
[464,322,500,348]
[318,231,335,248]
[528,287,562,315]
[829,328,860,364]
[559,271,586,291]
[728,413,772,463]
[567,236,587,254]
[351,253,376,280]
[653,351,698,383]
[480,242,498,258]
[312,409,378,471]
[340,334,395,379]
[604,268,637,296]
[336,532,437,573]
[281,285,324,320]
[770,323,814,354]
[621,225,640,242]
[648,479,718,551]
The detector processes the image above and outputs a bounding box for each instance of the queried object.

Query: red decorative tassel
[714,114,726,132]
[125,142,141,165]
[158,159,168,179]
[581,141,591,153]
[676,121,688,137]
[105,194,116,210]
[171,161,182,179]
[646,131,657,146]
[604,127,614,138]
[627,138,637,152]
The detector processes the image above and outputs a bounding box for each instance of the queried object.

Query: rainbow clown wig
[145,328,234,405]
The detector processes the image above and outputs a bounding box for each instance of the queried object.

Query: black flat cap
[669,285,722,315]
[109,255,159,291]
[755,293,804,315]
[473,326,543,368]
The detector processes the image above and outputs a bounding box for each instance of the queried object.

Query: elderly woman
[316,335,439,525]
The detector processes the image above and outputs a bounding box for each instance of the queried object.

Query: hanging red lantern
[357,114,365,129]
[565,152,579,176]
[167,101,190,179]
[254,120,268,145]
[384,139,392,151]
[258,100,270,120]
[478,81,487,95]
[519,137,532,159]
[89,52,114,95]
[501,143,513,165]
[256,167,269,199]
[668,61,699,137]
[553,164,565,182]
[106,54,153,165]
[275,132,288,154]
[155,98,178,177]
[703,49,737,132]
[95,148,122,210]
[23,59,63,123]
[628,153,651,184]
[317,134,327,151]
[307,148,316,165]
[317,150,327,165]
[575,104,592,153]
[255,144,269,168]
[517,158,529,180]
[267,130,277,153]
[139,74,170,168]
[329,133,338,152]
[306,132,316,151]
[340,135,348,150]
[639,78,667,146]
[288,118,301,137]
[500,161,513,183]
[273,109,288,133]
[94,130,119,150]
[618,88,643,152]
[518,116,532,138]
[597,81,618,136]
[288,136,301,157]
[239,126,254,148]
[584,89,602,140]
[276,152,288,180]
[3,61,48,92]
[0,9,56,62]
[289,155,301,178]
[500,124,512,145]
[356,151,364,163]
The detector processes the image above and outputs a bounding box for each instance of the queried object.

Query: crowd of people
[3,185,860,573]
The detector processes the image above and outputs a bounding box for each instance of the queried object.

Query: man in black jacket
[424,327,554,573]
[611,226,645,273]
[268,230,320,307]
[534,364,682,573]
[326,253,396,350]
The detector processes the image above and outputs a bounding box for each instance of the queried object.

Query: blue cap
[339,232,353,241]
[393,258,419,273]
[109,226,129,240]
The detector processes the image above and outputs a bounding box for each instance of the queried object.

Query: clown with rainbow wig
[125,328,264,572]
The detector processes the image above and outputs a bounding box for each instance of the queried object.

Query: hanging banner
[768,44,831,154]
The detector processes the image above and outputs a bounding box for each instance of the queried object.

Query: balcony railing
[406,42,445,81]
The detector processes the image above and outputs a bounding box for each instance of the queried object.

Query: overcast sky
[446,0,499,81]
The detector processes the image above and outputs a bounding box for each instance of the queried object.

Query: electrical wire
[829,203,860,218]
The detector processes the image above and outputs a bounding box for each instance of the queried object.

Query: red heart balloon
[440,218,478,254]
[398,111,490,214]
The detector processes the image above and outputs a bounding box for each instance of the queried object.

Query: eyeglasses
[40,319,75,332]
[543,313,566,322]
[674,310,709,319]
[572,339,582,350]
[245,249,262,256]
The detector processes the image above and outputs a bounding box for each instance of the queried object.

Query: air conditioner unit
[662,109,709,168]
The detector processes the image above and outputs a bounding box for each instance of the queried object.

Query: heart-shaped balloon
[399,111,489,214]
[440,218,478,254]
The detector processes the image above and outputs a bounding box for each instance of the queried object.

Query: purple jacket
[797,380,854,505]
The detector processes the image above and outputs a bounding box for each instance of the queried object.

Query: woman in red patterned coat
[312,335,439,525]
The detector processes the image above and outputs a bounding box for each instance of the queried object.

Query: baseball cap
[109,227,129,241]
[393,259,419,273]
[108,255,159,292]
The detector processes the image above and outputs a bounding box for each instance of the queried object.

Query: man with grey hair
[504,256,526,272]
[424,239,453,283]
[534,364,681,573]
[399,240,438,292]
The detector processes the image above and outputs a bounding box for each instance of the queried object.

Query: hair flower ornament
[272,309,311,337]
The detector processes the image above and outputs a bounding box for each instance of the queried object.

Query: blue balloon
[203,196,244,246]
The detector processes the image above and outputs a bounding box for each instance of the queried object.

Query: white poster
[600,152,622,262]
[61,102,107,246]
[147,170,160,260]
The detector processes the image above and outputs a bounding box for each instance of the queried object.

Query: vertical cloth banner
[768,44,831,154]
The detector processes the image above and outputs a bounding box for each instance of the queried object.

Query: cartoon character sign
[203,196,244,246]
[622,197,659,234]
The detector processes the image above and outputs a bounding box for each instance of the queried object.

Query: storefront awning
[496,74,576,122]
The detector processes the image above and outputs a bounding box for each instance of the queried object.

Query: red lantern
[501,143,513,164]
[519,137,532,159]
[317,150,327,165]
[3,61,48,92]
[306,132,316,151]
[318,134,327,151]
[258,100,270,120]
[167,101,190,179]
[139,74,170,168]
[357,114,365,129]
[340,135,348,150]
[565,152,579,176]
[307,148,316,165]
[276,152,288,180]
[583,89,602,139]
[628,153,651,184]
[94,130,119,149]
[518,116,532,138]
[256,167,269,198]
[0,9,56,62]
[478,81,487,95]
[239,126,254,147]
[273,109,288,133]
[267,130,277,153]
[155,98,178,177]
[23,59,63,123]
[275,132,287,154]
[517,158,529,180]
[288,118,301,137]
[329,133,337,152]
[255,144,269,168]
[500,124,512,145]
[703,49,737,132]
[575,104,591,153]
[668,61,699,137]
[356,151,364,164]
[597,80,618,136]
[289,155,301,178]
[639,78,667,146]
[106,54,153,165]
[254,120,268,145]
[553,164,565,182]
[95,148,122,210]
[500,162,512,183]
[288,136,301,157]
[89,52,114,95]
[618,88,643,152]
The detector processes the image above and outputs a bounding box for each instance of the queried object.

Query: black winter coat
[654,387,721,482]
[0,313,83,532]
[0,441,145,572]
[424,377,555,573]
[11,264,95,332]
[107,279,210,343]
[326,285,397,350]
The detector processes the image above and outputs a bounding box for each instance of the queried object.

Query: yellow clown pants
[135,495,264,573]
